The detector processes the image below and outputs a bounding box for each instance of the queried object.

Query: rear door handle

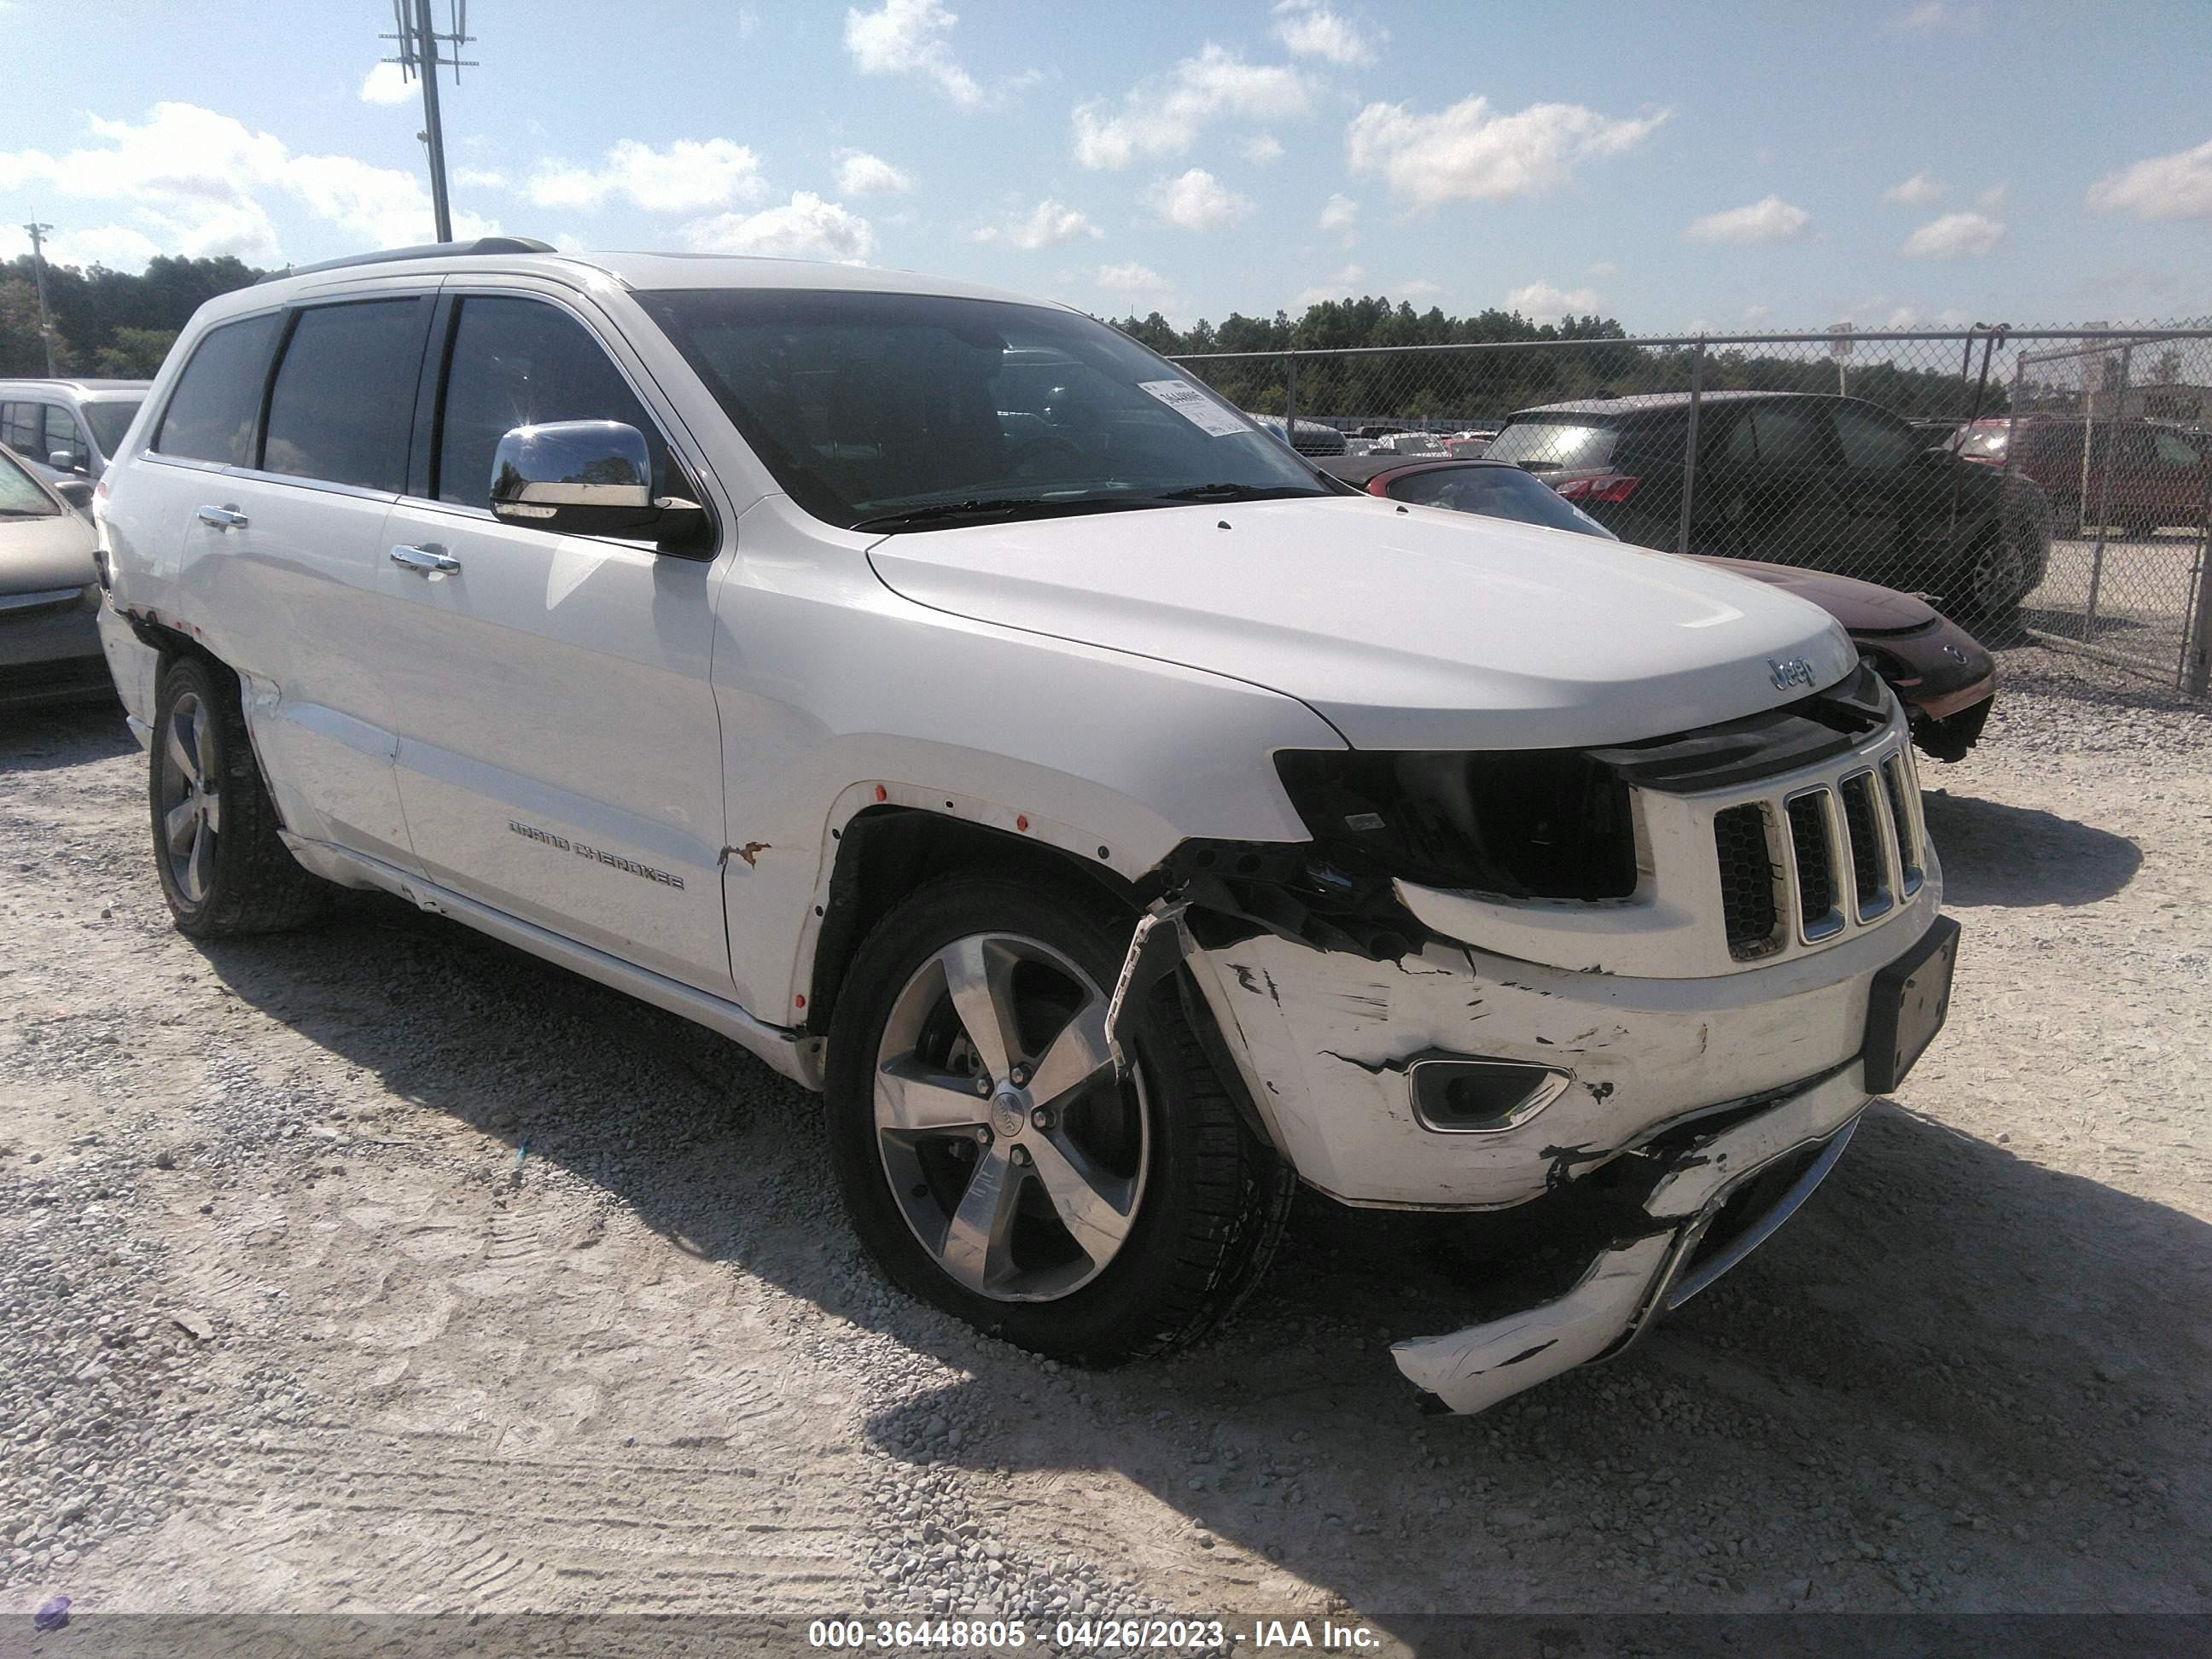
[197,504,248,529]
[389,544,462,574]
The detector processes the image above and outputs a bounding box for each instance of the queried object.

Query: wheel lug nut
[1030,1108,1053,1132]
[1010,1065,1030,1086]
[973,1076,991,1096]
[973,1126,991,1145]
[1010,1145,1030,1166]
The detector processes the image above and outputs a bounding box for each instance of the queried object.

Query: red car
[1953,415,2210,537]
[1320,456,1998,760]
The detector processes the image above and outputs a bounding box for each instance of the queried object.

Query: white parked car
[93,242,1959,1413]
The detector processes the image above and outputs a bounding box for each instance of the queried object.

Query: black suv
[1489,391,2051,620]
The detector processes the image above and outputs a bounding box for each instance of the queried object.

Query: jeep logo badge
[1769,657,1817,692]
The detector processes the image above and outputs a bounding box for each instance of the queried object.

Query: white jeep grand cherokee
[93,242,1959,1413]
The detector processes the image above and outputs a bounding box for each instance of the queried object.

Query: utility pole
[23,222,57,375]
[382,1,475,244]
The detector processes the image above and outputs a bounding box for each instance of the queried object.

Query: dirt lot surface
[3,649,2209,1643]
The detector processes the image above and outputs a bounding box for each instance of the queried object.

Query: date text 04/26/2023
[805,1616,1381,1650]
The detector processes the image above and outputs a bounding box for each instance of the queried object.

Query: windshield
[1388,464,1615,538]
[1484,421,1621,472]
[85,400,143,457]
[635,288,1330,531]
[0,448,59,516]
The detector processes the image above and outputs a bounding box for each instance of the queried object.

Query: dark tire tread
[150,655,329,938]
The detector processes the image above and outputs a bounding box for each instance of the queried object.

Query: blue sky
[3,0,2208,334]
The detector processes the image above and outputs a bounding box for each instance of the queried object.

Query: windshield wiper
[1146,482,1319,503]
[848,496,1068,533]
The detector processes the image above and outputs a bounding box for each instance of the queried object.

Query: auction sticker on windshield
[1137,380,1252,437]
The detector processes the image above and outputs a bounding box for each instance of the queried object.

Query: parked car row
[0,377,149,495]
[1948,414,2209,538]
[0,441,109,708]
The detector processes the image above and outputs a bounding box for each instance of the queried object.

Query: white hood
[867,497,1858,750]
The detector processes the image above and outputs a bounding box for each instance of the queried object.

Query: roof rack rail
[257,236,559,283]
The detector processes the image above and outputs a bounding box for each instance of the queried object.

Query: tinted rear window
[156,313,282,466]
[1485,421,1620,471]
[1385,464,1614,537]
[84,401,142,457]
[263,300,425,492]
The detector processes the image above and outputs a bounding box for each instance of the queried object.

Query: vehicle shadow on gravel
[1919,790,2140,907]
[1,698,132,771]
[186,892,2209,1624]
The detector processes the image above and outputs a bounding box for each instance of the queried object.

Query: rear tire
[1960,533,2025,628]
[148,655,329,937]
[824,874,1293,1365]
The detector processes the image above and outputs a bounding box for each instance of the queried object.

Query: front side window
[40,405,87,463]
[634,288,1327,532]
[1831,403,1920,470]
[0,446,59,515]
[84,400,143,457]
[1385,465,1614,538]
[155,312,282,467]
[435,295,672,507]
[262,300,425,492]
[1748,404,1826,468]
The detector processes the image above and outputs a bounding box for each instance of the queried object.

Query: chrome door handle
[389,544,461,573]
[197,504,248,529]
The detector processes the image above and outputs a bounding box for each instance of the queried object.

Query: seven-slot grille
[1714,745,1924,961]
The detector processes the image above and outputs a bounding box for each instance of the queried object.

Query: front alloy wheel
[874,934,1145,1302]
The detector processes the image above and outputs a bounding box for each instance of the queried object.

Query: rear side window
[1831,404,1920,470]
[262,300,427,492]
[1749,404,1825,467]
[0,402,38,453]
[1484,421,1619,471]
[155,312,282,466]
[434,295,671,507]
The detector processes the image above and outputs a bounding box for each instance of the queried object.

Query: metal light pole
[23,221,57,375]
[382,1,475,245]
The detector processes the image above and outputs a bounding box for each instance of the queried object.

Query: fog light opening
[1408,1057,1575,1135]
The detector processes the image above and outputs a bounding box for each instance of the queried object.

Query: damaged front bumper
[1388,1064,1866,1414]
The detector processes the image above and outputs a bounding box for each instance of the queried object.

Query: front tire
[824,875,1293,1365]
[148,655,329,937]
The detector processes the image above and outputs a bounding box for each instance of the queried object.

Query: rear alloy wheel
[148,655,329,937]
[825,876,1292,1365]
[1964,534,2026,623]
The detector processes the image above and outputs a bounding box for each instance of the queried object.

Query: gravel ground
[3,645,2209,1640]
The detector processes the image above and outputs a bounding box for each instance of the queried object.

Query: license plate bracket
[1862,915,1960,1093]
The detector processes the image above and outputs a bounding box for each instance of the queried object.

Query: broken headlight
[1272,748,1639,901]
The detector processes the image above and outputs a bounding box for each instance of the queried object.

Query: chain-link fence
[1170,326,2212,694]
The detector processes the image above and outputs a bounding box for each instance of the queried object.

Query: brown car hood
[1688,555,1937,633]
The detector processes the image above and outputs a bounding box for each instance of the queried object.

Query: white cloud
[452,166,508,190]
[1317,192,1359,233]
[1097,261,1169,293]
[526,138,765,213]
[1241,133,1286,166]
[1883,171,1943,205]
[1139,168,1254,232]
[1273,1,1378,67]
[359,61,412,106]
[1506,280,1601,322]
[0,101,498,265]
[834,149,916,195]
[1741,303,1773,324]
[1890,0,1975,30]
[1394,277,1444,297]
[1295,264,1367,308]
[1977,180,2009,209]
[973,198,1100,249]
[1883,306,1920,329]
[1901,210,2005,257]
[684,192,875,263]
[1588,259,1620,276]
[844,0,985,109]
[1073,46,1311,171]
[1345,96,1668,205]
[1685,194,1811,244]
[2087,139,2212,222]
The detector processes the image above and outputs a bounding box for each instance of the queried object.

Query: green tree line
[1114,295,2008,425]
[1,254,268,379]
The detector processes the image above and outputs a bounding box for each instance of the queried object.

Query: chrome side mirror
[490,420,656,535]
[49,448,87,474]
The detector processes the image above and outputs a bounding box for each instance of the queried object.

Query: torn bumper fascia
[1389,1066,1866,1414]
